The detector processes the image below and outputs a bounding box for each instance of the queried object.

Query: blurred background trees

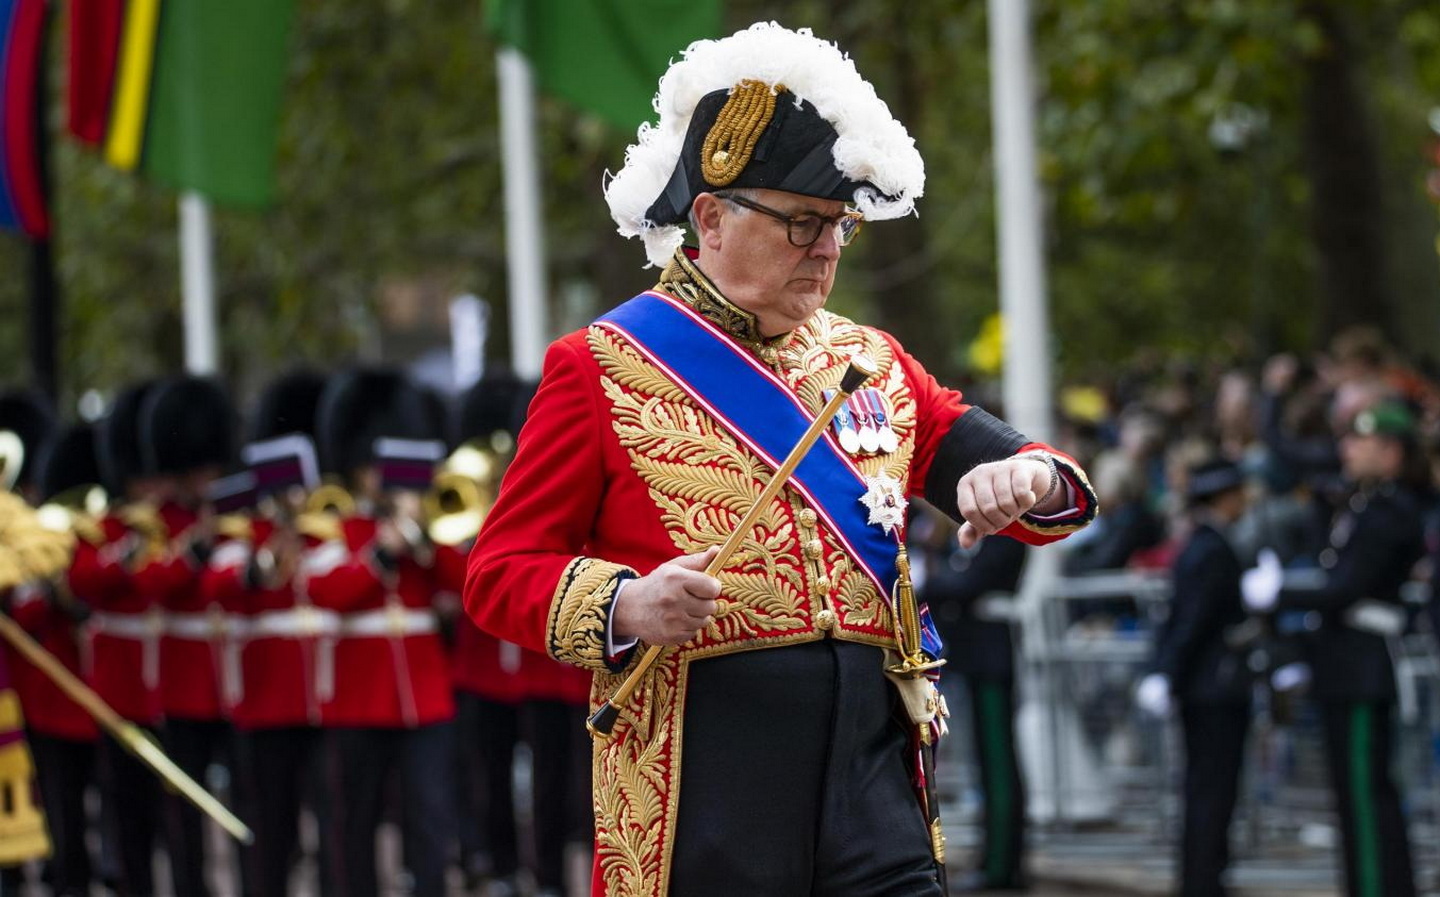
[2,0,1438,408]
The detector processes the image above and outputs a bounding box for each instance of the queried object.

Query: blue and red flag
[0,0,47,238]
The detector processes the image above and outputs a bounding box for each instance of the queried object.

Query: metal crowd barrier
[935,564,1440,892]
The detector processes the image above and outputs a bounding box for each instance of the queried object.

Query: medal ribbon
[596,291,898,599]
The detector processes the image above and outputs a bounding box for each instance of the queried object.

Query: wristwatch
[1018,450,1059,504]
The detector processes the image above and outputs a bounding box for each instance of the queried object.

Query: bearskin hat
[0,390,55,490]
[139,376,236,475]
[316,368,446,476]
[98,381,156,491]
[249,369,328,443]
[34,423,103,503]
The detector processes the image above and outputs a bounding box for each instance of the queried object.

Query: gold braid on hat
[700,80,782,187]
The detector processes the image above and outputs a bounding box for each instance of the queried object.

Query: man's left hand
[955,456,1051,548]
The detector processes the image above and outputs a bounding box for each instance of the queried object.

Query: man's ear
[691,193,725,251]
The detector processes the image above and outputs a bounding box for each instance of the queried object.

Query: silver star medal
[859,473,908,534]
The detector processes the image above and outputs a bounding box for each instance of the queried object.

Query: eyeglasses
[717,193,864,248]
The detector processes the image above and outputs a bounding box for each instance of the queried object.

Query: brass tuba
[421,443,499,546]
[295,479,356,543]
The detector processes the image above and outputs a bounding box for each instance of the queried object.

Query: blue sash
[596,291,897,600]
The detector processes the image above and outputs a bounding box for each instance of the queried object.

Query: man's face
[695,188,847,337]
[1340,432,1400,482]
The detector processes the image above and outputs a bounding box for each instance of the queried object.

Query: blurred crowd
[3,323,1439,896]
[913,324,1440,896]
[0,368,584,897]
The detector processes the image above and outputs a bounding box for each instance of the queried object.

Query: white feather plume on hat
[603,21,926,268]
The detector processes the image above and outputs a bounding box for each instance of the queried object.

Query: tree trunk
[1299,0,1391,343]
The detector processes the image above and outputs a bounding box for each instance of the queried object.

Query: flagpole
[179,191,219,375]
[988,0,1111,828]
[988,0,1052,444]
[496,47,548,380]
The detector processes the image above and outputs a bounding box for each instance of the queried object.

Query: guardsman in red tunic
[140,375,239,897]
[1,393,92,896]
[202,369,331,897]
[309,369,456,897]
[79,382,167,896]
[466,24,1098,897]
[12,421,106,897]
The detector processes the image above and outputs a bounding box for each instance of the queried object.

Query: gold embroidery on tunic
[592,656,682,896]
[585,288,919,895]
[546,557,635,671]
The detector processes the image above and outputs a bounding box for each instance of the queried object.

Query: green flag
[142,0,297,208]
[490,0,722,131]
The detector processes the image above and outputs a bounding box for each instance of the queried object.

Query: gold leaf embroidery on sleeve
[546,556,635,671]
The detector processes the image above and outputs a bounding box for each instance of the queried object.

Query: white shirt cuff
[606,578,640,657]
[1026,479,1079,521]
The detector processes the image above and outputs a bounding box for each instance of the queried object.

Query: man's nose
[808,223,842,260]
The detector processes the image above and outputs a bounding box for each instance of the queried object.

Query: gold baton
[0,613,254,844]
[587,355,879,737]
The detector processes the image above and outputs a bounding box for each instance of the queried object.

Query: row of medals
[824,387,899,456]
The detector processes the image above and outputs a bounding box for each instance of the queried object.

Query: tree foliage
[1,0,1438,409]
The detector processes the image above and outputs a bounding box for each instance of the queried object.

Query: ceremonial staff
[588,354,878,737]
[0,613,254,844]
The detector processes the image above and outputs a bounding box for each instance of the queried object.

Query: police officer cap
[140,376,236,476]
[249,369,328,443]
[606,22,926,267]
[35,423,103,503]
[0,390,55,490]
[98,381,157,491]
[1351,400,1415,439]
[316,368,445,475]
[1187,458,1246,504]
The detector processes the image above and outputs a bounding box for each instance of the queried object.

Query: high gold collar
[655,250,792,363]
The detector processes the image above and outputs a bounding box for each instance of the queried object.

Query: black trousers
[328,722,456,897]
[236,726,324,897]
[522,699,594,891]
[454,693,520,881]
[1178,702,1250,897]
[98,730,162,896]
[29,732,96,897]
[162,718,237,897]
[967,677,1026,888]
[669,641,942,897]
[1318,701,1416,897]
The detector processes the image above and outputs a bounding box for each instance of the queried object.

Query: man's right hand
[611,546,722,646]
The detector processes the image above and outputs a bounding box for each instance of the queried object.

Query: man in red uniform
[447,375,527,894]
[467,23,1097,897]
[13,422,105,897]
[310,368,456,897]
[140,375,238,897]
[203,369,331,897]
[80,382,167,896]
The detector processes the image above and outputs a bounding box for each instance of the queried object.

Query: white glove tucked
[1241,548,1283,613]
[1135,673,1172,718]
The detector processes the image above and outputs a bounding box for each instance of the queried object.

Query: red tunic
[151,502,230,721]
[438,543,527,705]
[306,516,454,728]
[464,281,1095,897]
[7,582,98,742]
[200,519,337,730]
[70,514,161,725]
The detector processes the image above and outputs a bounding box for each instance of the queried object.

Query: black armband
[924,407,1029,523]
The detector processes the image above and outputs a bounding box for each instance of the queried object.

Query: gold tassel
[0,692,50,865]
